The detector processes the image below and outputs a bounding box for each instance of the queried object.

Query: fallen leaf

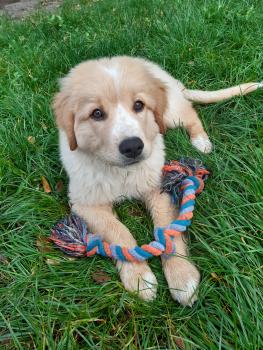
[92,270,111,284]
[0,254,9,265]
[175,337,185,350]
[211,272,223,282]
[56,180,64,193]
[127,207,143,217]
[46,258,60,265]
[66,256,77,261]
[41,176,52,193]
[27,135,36,144]
[0,338,12,346]
[36,236,52,253]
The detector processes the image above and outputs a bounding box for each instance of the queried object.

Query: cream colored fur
[53,56,261,305]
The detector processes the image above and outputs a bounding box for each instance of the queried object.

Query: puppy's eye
[90,108,105,121]
[133,100,144,113]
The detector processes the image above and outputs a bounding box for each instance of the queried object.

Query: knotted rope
[50,159,209,262]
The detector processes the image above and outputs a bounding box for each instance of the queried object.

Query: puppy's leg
[143,61,212,153]
[164,100,212,153]
[180,104,213,153]
[72,203,157,301]
[144,190,200,306]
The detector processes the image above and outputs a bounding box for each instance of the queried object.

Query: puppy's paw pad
[139,271,158,301]
[118,262,157,301]
[170,277,199,307]
[191,136,213,153]
[163,259,200,306]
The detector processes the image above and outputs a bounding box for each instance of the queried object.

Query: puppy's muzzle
[119,137,144,159]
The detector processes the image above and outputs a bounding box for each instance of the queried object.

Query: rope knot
[162,158,209,201]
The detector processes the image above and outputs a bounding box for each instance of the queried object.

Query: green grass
[0,0,262,348]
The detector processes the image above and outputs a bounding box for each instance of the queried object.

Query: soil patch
[0,0,61,18]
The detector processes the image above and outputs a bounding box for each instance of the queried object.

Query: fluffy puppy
[53,56,261,305]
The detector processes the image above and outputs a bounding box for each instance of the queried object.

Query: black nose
[119,137,144,159]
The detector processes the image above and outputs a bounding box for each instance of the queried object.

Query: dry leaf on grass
[56,180,64,192]
[92,270,111,284]
[211,272,224,282]
[41,176,52,193]
[66,257,77,261]
[175,337,185,350]
[0,338,12,346]
[127,207,143,217]
[27,135,36,144]
[36,236,52,253]
[46,258,60,265]
[0,254,9,265]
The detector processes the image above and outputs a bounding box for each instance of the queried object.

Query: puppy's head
[53,56,167,166]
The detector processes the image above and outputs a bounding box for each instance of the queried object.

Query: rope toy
[49,159,210,262]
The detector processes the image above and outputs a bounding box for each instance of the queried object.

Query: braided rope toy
[50,159,209,262]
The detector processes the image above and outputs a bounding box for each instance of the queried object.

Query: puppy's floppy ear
[52,91,78,151]
[152,80,167,134]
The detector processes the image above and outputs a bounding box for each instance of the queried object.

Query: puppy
[53,56,261,305]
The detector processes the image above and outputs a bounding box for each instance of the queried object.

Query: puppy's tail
[183,81,263,104]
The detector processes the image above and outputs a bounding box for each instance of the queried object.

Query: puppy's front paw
[191,136,213,153]
[162,257,200,306]
[117,261,157,301]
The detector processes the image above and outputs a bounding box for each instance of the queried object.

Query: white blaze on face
[103,66,119,81]
[102,65,120,94]
[111,104,141,141]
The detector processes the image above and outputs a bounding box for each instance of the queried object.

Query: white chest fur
[59,131,165,206]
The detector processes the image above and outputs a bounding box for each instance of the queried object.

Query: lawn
[0,0,262,349]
